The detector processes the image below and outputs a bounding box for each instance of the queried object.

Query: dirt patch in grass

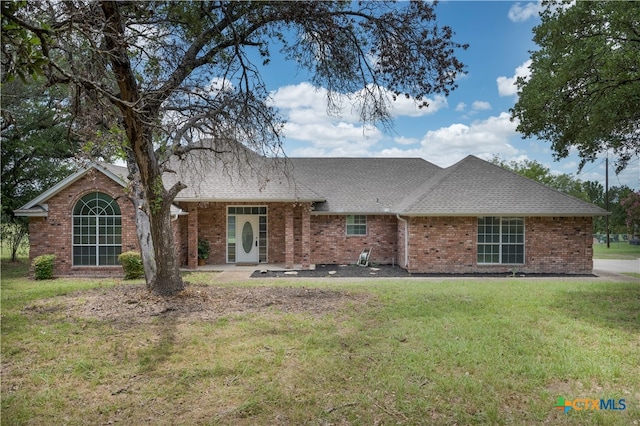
[28,283,372,325]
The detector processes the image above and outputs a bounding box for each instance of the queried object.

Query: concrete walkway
[593,258,639,274]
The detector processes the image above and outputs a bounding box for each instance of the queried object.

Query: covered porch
[177,201,314,270]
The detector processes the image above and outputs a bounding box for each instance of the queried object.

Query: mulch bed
[251,264,596,278]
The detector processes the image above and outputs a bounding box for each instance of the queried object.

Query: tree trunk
[147,198,184,296]
[125,151,185,296]
[8,223,27,262]
[125,153,157,285]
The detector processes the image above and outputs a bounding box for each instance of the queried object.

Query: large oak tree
[0,79,80,261]
[511,1,640,173]
[2,1,467,295]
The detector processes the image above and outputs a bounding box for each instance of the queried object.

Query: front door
[236,215,259,263]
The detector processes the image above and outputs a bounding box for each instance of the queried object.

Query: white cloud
[455,102,467,112]
[283,120,382,157]
[472,101,492,111]
[379,112,521,167]
[497,59,532,97]
[394,136,419,146]
[270,82,451,157]
[389,94,448,117]
[508,2,541,23]
[270,82,339,124]
[271,82,448,123]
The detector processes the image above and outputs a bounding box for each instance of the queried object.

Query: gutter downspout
[396,214,408,269]
[171,209,183,221]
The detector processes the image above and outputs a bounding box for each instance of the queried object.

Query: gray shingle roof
[165,151,324,202]
[15,151,608,218]
[102,153,610,216]
[397,155,608,216]
[289,157,442,213]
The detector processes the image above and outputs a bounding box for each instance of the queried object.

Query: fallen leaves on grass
[26,283,372,325]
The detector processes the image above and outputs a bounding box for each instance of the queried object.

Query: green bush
[32,254,56,280]
[118,251,145,280]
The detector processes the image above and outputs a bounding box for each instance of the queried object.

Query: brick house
[15,152,607,276]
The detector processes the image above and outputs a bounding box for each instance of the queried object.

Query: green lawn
[2,258,639,425]
[593,241,640,260]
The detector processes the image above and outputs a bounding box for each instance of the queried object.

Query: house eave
[310,210,395,216]
[398,212,609,217]
[309,211,606,217]
[13,209,48,217]
[174,197,325,204]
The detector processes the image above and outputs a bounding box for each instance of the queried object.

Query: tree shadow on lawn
[137,315,178,374]
[554,282,640,332]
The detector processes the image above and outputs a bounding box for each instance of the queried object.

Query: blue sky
[256,1,639,191]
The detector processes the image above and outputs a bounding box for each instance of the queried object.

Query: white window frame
[346,215,367,236]
[72,192,122,266]
[477,216,525,265]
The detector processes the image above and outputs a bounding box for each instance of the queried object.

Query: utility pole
[605,155,610,249]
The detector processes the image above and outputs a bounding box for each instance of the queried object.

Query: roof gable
[14,163,127,216]
[14,162,187,217]
[398,155,608,216]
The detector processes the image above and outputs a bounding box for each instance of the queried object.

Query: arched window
[72,192,122,266]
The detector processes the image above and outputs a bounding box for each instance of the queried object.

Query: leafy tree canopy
[621,191,640,236]
[511,1,640,173]
[1,79,79,221]
[0,78,86,261]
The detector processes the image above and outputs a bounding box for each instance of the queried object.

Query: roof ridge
[396,155,474,213]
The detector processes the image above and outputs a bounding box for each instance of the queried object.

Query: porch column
[285,205,294,269]
[187,203,198,269]
[301,204,310,270]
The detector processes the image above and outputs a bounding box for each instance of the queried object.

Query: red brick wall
[183,202,227,265]
[28,170,139,277]
[310,215,398,265]
[178,204,397,267]
[174,214,188,267]
[406,216,476,273]
[525,216,593,274]
[404,216,593,274]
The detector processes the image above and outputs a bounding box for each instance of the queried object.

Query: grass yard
[593,241,640,260]
[1,258,639,425]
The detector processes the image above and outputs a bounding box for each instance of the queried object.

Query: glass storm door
[236,215,259,263]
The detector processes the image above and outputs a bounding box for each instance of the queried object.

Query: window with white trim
[346,215,367,236]
[477,217,524,264]
[72,192,122,266]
